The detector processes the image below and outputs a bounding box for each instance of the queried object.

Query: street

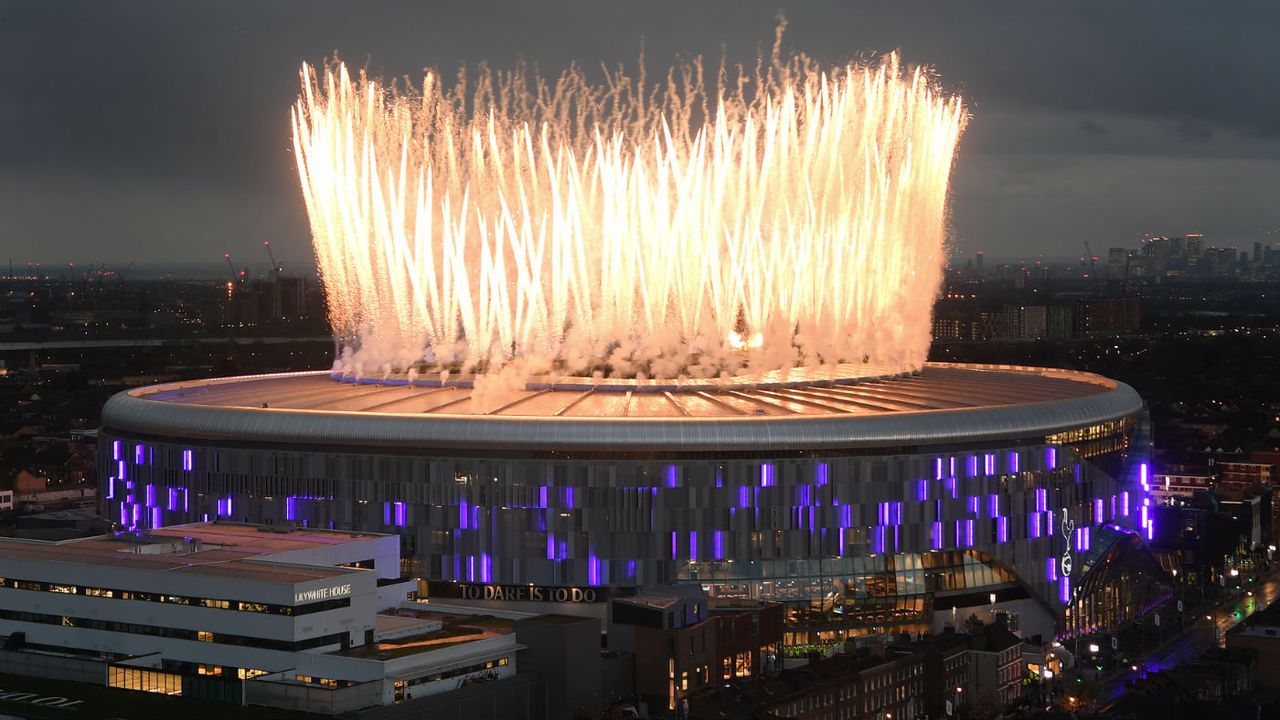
[1100,571,1280,701]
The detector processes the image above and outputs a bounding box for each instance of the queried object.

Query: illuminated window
[49,584,76,595]
[197,631,214,643]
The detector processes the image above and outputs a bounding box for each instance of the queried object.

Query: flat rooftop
[0,523,383,585]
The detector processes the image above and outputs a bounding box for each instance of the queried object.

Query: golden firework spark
[292,40,965,380]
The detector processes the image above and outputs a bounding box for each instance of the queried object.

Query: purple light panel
[1122,491,1131,517]
[996,516,1008,543]
[182,449,193,472]
[989,494,1000,517]
[931,521,943,550]
[1036,488,1048,513]
[1061,575,1071,604]
[1045,446,1057,469]
[816,462,829,486]
[917,479,929,501]
[1009,451,1019,473]
[666,465,678,488]
[760,463,775,487]
[1094,498,1104,524]
[1047,557,1058,582]
[112,440,121,461]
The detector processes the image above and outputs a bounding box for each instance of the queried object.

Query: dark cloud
[1,0,1277,265]
[1078,119,1108,137]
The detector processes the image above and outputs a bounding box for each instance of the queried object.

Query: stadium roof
[101,363,1144,453]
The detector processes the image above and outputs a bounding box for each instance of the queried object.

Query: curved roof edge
[101,366,1144,453]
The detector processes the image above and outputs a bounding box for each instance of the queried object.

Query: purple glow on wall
[917,479,929,501]
[872,526,885,554]
[713,531,724,560]
[816,462,829,486]
[1009,452,1019,473]
[947,476,958,499]
[118,460,126,481]
[1147,513,1154,540]
[1061,575,1071,604]
[460,499,472,529]
[996,516,1008,543]
[671,531,678,559]
[1047,557,1058,582]
[1036,488,1048,513]
[145,484,155,508]
[546,534,556,560]
[965,519,974,547]
[985,453,996,476]
[120,503,128,525]
[760,464,775,487]
[968,455,979,477]
[1045,446,1057,469]
[135,444,144,465]
[627,559,636,577]
[968,496,979,515]
[112,440,121,461]
[950,456,957,477]
[481,553,493,583]
[1122,490,1131,517]
[1140,462,1149,489]
[467,555,476,582]
[1140,504,1149,531]
[841,504,853,527]
[182,449,193,472]
[989,494,1000,517]
[587,554,599,585]
[689,531,698,560]
[394,501,407,527]
[935,457,944,480]
[565,487,575,508]
[666,465,678,488]
[738,486,750,509]
[931,521,943,550]
[1029,512,1042,539]
[1094,498,1104,524]
[1111,494,1117,519]
[150,507,162,529]
[539,486,548,508]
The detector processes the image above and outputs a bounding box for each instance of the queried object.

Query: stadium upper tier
[101,363,1143,453]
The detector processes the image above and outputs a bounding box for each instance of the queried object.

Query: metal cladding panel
[100,378,1143,453]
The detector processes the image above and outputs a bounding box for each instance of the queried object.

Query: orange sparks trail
[292,42,966,381]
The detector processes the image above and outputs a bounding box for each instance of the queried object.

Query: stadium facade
[99,363,1169,651]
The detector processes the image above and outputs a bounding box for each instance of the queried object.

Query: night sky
[2,0,1277,269]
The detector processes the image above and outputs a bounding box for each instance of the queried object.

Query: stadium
[98,362,1168,649]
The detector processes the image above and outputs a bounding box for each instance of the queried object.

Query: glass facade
[100,414,1151,647]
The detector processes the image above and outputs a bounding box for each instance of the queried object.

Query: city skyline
[2,1,1279,267]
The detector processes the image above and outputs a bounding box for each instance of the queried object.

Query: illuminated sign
[428,581,633,603]
[295,584,352,604]
[1060,508,1074,578]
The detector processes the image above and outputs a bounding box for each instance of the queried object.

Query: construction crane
[263,241,283,280]
[1083,241,1096,278]
[118,257,136,285]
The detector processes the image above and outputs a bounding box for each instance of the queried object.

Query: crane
[263,241,283,280]
[1083,241,1096,277]
[118,257,136,285]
